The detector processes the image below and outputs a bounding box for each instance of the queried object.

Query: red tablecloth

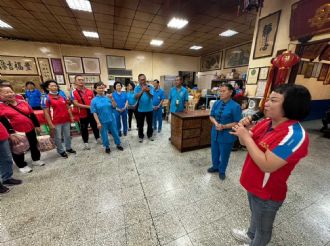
[33,110,80,125]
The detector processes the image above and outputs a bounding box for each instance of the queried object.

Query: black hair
[74,75,83,80]
[153,79,160,84]
[220,83,236,97]
[25,81,35,87]
[43,80,59,93]
[235,80,243,89]
[0,79,13,89]
[114,81,123,89]
[94,81,104,89]
[128,81,135,90]
[273,84,311,120]
[176,76,183,81]
[138,74,146,80]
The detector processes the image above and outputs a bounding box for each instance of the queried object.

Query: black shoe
[66,149,76,154]
[207,167,219,173]
[0,184,9,194]
[219,173,226,180]
[59,152,68,158]
[128,128,132,131]
[119,132,122,137]
[124,133,127,136]
[3,178,22,186]
[105,148,111,154]
[117,145,124,151]
[168,137,171,141]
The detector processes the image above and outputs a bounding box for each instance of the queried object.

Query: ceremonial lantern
[272,51,300,85]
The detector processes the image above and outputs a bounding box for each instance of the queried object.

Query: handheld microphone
[251,111,265,121]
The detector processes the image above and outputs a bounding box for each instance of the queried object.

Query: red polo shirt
[0,100,35,133]
[0,122,9,141]
[240,118,309,202]
[71,88,94,118]
[43,94,71,125]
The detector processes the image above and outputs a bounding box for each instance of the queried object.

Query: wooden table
[170,110,212,152]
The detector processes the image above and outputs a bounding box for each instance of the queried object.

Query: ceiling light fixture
[167,17,188,29]
[150,39,163,46]
[219,29,238,37]
[190,46,202,50]
[83,31,99,38]
[0,19,13,29]
[66,0,92,12]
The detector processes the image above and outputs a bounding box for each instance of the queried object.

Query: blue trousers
[153,108,163,131]
[247,192,283,246]
[114,110,128,135]
[101,121,121,148]
[0,139,13,182]
[211,139,234,174]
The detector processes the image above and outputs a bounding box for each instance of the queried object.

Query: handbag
[9,133,30,155]
[37,135,55,152]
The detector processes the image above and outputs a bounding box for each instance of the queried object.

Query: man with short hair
[134,74,154,142]
[71,75,100,149]
[152,79,165,133]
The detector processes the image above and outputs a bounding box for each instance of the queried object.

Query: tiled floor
[0,120,329,246]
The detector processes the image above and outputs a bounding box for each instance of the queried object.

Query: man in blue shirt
[25,81,42,110]
[134,74,154,142]
[90,82,123,154]
[168,76,189,140]
[152,79,165,133]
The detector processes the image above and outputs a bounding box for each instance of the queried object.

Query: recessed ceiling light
[66,0,92,12]
[0,19,13,29]
[83,31,99,38]
[219,29,238,37]
[150,39,163,46]
[190,46,202,50]
[167,17,188,29]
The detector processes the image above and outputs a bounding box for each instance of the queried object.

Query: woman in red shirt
[42,80,76,158]
[230,84,311,246]
[0,85,45,174]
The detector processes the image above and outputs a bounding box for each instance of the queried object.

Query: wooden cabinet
[171,110,212,152]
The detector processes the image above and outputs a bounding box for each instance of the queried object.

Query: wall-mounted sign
[37,57,53,82]
[0,56,38,75]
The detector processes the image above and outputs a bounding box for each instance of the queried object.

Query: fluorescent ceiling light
[150,39,163,46]
[190,46,202,50]
[66,0,92,12]
[0,19,13,29]
[167,17,188,29]
[83,31,99,38]
[219,29,238,37]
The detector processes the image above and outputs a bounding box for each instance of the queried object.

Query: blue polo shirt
[153,88,165,107]
[90,95,115,123]
[134,84,154,112]
[168,86,188,113]
[210,99,242,143]
[127,91,137,106]
[25,89,41,108]
[112,91,127,109]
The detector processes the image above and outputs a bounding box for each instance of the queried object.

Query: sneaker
[32,160,45,166]
[168,137,171,141]
[19,166,32,174]
[219,173,226,180]
[59,152,68,158]
[0,184,9,194]
[83,143,91,150]
[117,145,124,151]
[207,167,218,173]
[231,229,251,244]
[105,148,111,154]
[139,138,143,143]
[124,133,127,136]
[96,138,102,144]
[3,178,22,186]
[66,149,76,154]
[158,130,161,133]
[149,136,154,141]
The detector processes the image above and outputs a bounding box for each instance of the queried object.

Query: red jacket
[71,88,94,118]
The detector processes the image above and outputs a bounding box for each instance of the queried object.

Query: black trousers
[136,111,153,139]
[12,130,40,168]
[80,113,100,143]
[128,108,137,129]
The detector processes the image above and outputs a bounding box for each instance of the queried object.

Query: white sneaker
[96,138,102,145]
[19,166,32,174]
[231,229,251,244]
[32,160,45,166]
[83,143,91,150]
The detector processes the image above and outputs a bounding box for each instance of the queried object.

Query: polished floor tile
[0,120,329,246]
